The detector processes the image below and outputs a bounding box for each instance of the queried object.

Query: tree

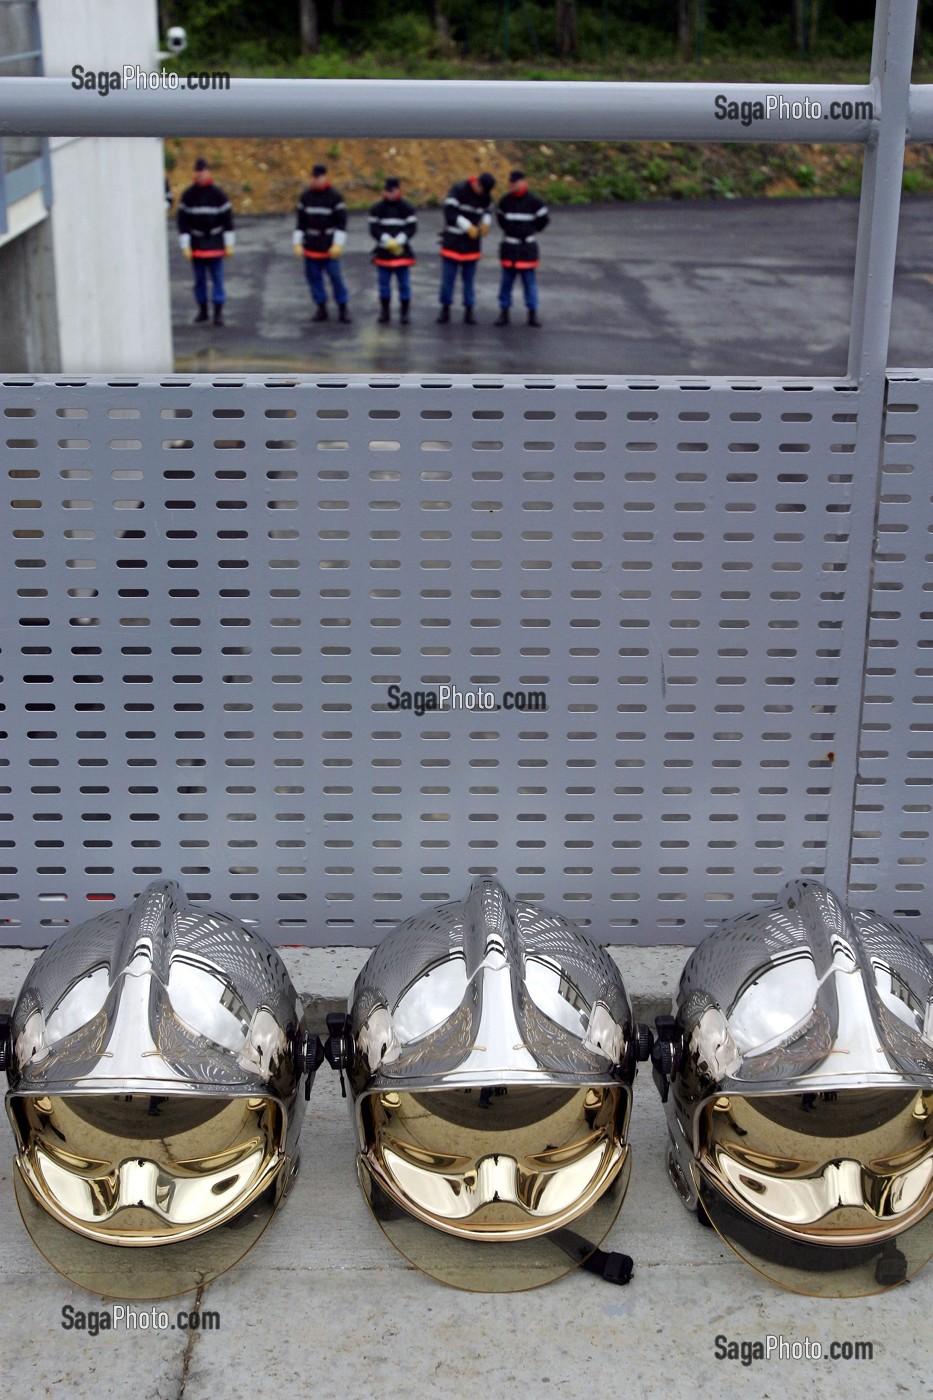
[556,0,578,59]
[431,1,451,42]
[676,0,692,62]
[299,0,319,54]
[793,0,821,54]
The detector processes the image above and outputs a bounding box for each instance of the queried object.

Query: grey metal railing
[0,0,929,945]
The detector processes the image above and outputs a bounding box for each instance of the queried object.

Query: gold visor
[361,1084,628,1239]
[358,1083,631,1289]
[9,1092,288,1300]
[362,1149,631,1292]
[697,1088,933,1296]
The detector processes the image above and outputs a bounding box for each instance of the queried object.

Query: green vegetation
[518,140,933,204]
[158,1,933,205]
[157,0,933,73]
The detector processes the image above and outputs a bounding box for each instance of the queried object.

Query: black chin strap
[580,1246,635,1285]
[551,1227,635,1285]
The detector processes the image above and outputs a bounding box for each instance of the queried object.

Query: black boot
[213,303,224,326]
[527,309,541,327]
[436,304,450,324]
[495,307,509,326]
[377,298,391,324]
[194,303,209,323]
[464,305,476,325]
[312,303,329,322]
[400,300,411,325]
[338,303,352,324]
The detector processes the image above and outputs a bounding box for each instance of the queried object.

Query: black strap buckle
[651,1015,684,1104]
[0,1013,12,1074]
[581,1248,634,1286]
[293,1031,325,1101]
[323,1012,354,1098]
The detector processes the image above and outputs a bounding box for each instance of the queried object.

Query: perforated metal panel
[849,372,933,927]
[1,372,881,945]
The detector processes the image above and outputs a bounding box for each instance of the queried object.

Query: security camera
[166,26,187,55]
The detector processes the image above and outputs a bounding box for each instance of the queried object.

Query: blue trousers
[439,257,477,307]
[193,256,225,306]
[304,256,349,306]
[377,265,412,301]
[498,266,539,311]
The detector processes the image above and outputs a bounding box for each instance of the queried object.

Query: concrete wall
[0,217,61,370]
[0,2,53,370]
[38,0,173,372]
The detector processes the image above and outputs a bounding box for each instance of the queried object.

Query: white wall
[39,0,172,372]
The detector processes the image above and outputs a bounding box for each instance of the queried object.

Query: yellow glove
[386,239,402,256]
[328,244,343,258]
[466,225,480,240]
[225,247,234,258]
[183,248,193,260]
[293,244,303,257]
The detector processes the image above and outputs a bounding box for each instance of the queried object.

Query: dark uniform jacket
[295,184,348,260]
[369,197,418,267]
[177,182,234,257]
[439,179,492,262]
[497,189,549,268]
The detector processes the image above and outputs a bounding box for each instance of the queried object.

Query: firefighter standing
[177,157,235,326]
[437,172,496,324]
[369,177,417,324]
[495,169,549,327]
[294,163,351,324]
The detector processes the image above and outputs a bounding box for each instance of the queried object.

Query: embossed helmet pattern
[660,879,933,1296]
[345,877,640,1290]
[5,880,311,1300]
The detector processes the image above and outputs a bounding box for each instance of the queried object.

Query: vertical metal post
[32,0,51,208]
[826,0,916,896]
[31,0,41,69]
[848,0,915,384]
[38,134,51,206]
[0,136,9,235]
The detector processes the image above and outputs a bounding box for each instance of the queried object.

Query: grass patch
[161,45,933,209]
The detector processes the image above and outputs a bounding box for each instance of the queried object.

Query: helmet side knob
[293,1030,325,1101]
[324,1012,354,1097]
[651,1015,684,1103]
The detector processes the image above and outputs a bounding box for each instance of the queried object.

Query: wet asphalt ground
[170,196,933,378]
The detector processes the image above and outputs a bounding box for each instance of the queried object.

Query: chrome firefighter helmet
[657,879,933,1295]
[340,878,642,1291]
[3,881,317,1300]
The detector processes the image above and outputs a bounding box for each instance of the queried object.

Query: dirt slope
[165,136,524,213]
